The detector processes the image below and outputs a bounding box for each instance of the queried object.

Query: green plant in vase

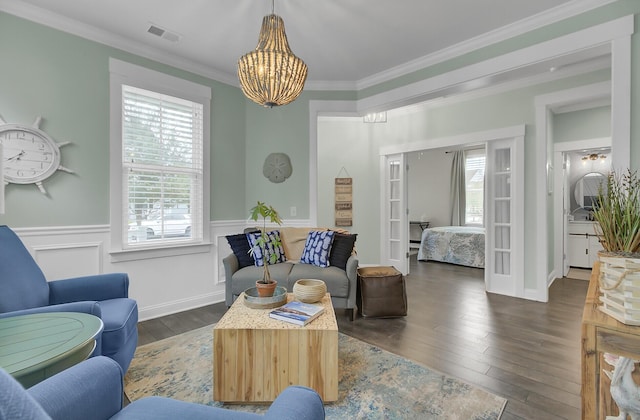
[249,201,283,297]
[591,169,640,325]
[592,169,640,256]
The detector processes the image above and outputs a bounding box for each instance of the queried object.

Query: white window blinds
[122,85,204,244]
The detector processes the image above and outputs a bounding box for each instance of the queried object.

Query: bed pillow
[225,233,255,269]
[329,233,357,270]
[300,230,335,268]
[246,230,286,267]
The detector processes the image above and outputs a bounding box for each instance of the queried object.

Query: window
[123,86,203,245]
[110,59,210,257]
[464,149,485,225]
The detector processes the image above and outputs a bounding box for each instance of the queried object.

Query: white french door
[381,153,409,274]
[484,137,524,296]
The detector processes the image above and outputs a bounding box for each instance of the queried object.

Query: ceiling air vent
[147,24,181,43]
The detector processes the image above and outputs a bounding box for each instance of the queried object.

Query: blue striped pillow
[300,230,335,267]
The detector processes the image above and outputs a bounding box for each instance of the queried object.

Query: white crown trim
[0,0,619,91]
[0,0,237,86]
[355,0,618,90]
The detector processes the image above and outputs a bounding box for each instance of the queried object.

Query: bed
[417,226,485,268]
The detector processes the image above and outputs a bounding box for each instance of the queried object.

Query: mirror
[574,172,607,209]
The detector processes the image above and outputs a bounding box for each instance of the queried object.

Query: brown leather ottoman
[357,266,407,318]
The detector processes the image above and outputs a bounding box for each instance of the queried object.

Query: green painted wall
[553,106,611,143]
[0,12,248,226]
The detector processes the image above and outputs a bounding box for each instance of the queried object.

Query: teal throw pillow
[300,230,335,267]
[247,230,286,267]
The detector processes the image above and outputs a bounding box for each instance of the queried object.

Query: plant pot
[598,252,640,325]
[256,280,278,297]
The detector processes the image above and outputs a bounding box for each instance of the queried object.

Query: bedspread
[417,226,485,268]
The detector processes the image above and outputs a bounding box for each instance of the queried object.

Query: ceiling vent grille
[147,24,181,43]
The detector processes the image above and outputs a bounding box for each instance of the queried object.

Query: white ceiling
[1,0,615,90]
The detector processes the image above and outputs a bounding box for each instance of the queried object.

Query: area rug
[125,325,506,419]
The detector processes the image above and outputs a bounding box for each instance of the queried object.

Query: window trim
[109,58,211,260]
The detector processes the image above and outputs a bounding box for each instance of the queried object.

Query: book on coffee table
[269,301,325,326]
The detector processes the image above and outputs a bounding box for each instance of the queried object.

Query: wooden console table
[581,261,640,419]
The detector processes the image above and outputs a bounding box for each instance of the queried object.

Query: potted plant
[592,169,640,255]
[592,169,640,325]
[248,201,283,297]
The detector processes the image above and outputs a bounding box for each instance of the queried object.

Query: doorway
[380,126,525,298]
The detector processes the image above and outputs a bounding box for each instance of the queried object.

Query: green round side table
[0,312,103,387]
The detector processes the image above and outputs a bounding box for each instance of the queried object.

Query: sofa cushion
[231,263,295,296]
[329,233,357,270]
[288,264,349,299]
[247,230,286,266]
[300,231,335,268]
[278,227,322,262]
[225,234,255,269]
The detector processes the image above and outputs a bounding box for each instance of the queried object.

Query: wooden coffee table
[0,312,103,387]
[214,293,338,402]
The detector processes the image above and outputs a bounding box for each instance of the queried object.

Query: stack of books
[269,301,325,326]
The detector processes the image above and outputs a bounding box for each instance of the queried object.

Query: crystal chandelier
[237,3,307,108]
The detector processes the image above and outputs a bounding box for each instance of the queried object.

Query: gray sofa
[223,227,358,319]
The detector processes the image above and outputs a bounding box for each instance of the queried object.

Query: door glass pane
[390,221,400,240]
[390,241,400,260]
[495,201,510,223]
[495,174,511,198]
[390,180,399,199]
[495,148,511,172]
[390,162,400,179]
[390,201,400,219]
[495,226,510,249]
[494,251,511,275]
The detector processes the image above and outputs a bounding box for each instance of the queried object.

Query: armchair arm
[223,253,239,307]
[264,386,325,420]
[48,273,129,304]
[28,356,124,420]
[0,301,102,319]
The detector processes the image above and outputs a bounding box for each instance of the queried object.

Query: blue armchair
[0,356,326,420]
[0,225,138,373]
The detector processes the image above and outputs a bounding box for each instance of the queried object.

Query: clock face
[0,124,61,184]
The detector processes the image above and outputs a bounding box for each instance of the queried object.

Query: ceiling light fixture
[363,112,387,123]
[237,0,307,108]
[581,153,606,162]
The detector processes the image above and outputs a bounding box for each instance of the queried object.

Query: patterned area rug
[125,325,506,419]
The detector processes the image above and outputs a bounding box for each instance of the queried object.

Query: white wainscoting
[33,242,103,280]
[11,219,313,321]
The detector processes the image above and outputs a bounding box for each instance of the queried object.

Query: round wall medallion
[263,152,292,183]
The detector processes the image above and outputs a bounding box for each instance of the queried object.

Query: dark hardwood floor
[136,255,588,419]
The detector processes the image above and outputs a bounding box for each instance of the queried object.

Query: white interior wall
[407,150,452,227]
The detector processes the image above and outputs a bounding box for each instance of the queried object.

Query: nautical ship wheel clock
[0,115,74,194]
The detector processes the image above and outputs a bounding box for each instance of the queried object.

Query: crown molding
[355,0,618,90]
[390,55,611,116]
[0,0,238,86]
[0,0,619,92]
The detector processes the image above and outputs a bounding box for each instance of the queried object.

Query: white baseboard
[138,291,225,322]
